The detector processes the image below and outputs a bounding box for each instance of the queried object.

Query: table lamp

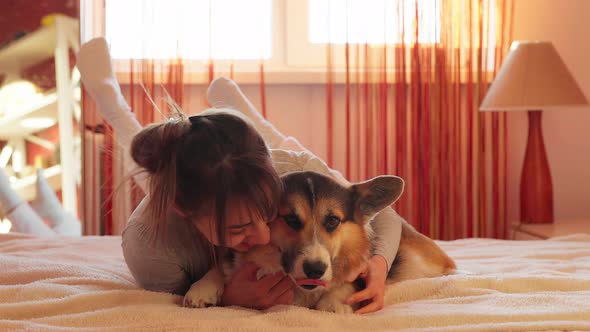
[480,41,588,224]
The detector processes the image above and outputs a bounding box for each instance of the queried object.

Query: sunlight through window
[105,0,272,60]
[308,0,440,44]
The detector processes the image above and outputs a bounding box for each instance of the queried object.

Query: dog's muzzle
[295,260,328,290]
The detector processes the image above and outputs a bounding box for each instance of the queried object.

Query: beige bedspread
[1,232,589,331]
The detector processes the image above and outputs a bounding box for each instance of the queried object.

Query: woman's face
[193,201,272,251]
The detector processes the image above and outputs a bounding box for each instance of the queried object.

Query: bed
[1,232,589,331]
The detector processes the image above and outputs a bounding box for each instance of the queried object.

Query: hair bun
[188,115,202,128]
[130,120,189,174]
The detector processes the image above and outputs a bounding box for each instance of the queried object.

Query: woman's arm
[370,206,403,273]
[121,224,193,295]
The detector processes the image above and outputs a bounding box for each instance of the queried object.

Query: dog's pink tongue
[296,279,327,287]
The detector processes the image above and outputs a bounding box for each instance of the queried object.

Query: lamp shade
[480,41,588,111]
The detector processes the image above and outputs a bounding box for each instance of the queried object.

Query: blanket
[1,233,589,331]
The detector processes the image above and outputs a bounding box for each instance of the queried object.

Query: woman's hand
[345,255,389,314]
[221,262,295,310]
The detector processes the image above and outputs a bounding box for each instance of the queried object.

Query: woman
[123,109,295,308]
[77,38,402,313]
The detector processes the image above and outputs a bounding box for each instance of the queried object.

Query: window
[105,0,272,60]
[93,0,496,82]
[308,0,440,45]
[286,0,496,70]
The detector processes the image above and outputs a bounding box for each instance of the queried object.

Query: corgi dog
[183,171,456,313]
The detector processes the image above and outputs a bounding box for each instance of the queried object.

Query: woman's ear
[351,176,404,224]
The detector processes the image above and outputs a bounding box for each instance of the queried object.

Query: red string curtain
[325,0,514,240]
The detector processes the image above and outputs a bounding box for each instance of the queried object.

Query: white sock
[6,204,56,236]
[76,37,147,194]
[0,167,22,214]
[207,77,287,149]
[0,169,54,236]
[31,169,81,236]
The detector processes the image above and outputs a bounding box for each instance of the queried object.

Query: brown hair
[130,110,281,248]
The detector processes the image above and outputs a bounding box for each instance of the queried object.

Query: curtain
[325,0,514,240]
[80,0,268,235]
[81,0,513,239]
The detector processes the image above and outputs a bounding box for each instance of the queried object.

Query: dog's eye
[282,214,303,231]
[324,215,341,232]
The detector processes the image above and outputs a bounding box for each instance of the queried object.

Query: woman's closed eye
[228,221,252,235]
[229,229,246,236]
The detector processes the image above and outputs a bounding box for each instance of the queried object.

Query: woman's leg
[207,77,288,149]
[0,168,55,236]
[207,77,348,182]
[77,38,148,194]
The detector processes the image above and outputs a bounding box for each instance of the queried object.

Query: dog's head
[269,171,404,291]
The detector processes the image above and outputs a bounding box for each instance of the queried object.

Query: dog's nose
[303,261,327,279]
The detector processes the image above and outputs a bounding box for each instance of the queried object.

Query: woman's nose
[248,220,270,245]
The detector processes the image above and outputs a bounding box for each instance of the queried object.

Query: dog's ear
[351,176,404,224]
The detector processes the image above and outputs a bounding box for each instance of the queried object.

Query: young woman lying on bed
[74,37,405,314]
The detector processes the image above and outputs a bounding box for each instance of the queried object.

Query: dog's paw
[183,270,224,308]
[315,297,354,314]
[255,266,282,280]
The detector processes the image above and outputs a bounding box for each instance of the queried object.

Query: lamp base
[520,110,554,224]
